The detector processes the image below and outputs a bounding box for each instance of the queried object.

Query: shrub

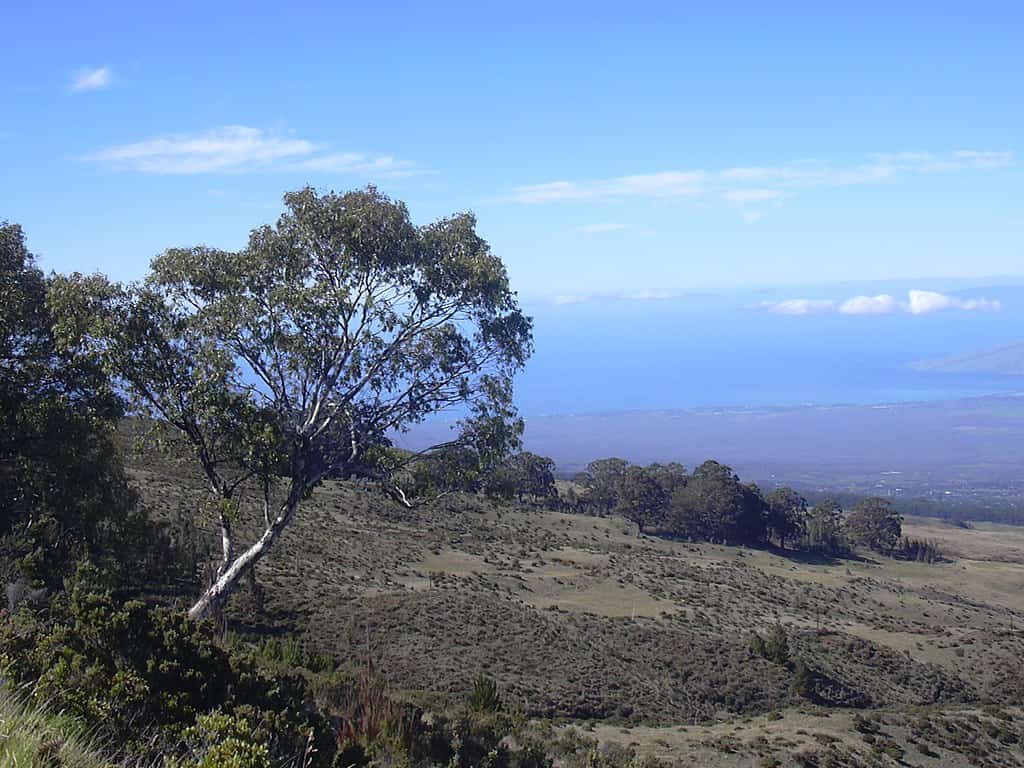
[469,674,502,713]
[169,712,272,768]
[790,659,813,698]
[0,586,335,766]
[763,624,790,666]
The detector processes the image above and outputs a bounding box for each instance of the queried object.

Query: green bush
[0,585,335,766]
[169,712,272,768]
[750,624,789,666]
[469,673,502,713]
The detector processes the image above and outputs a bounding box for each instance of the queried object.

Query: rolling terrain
[132,450,1024,767]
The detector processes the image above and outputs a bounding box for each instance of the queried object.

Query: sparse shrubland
[4,205,1024,768]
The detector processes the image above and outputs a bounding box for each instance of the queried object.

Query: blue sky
[3,1,1023,306]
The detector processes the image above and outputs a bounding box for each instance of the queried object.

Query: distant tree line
[401,448,558,505]
[802,490,1024,527]
[567,457,912,557]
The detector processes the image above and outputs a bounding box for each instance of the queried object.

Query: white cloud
[507,150,1012,217]
[577,223,626,233]
[93,127,314,174]
[839,294,900,315]
[763,299,837,315]
[298,152,417,176]
[510,171,704,203]
[70,67,112,92]
[551,290,686,305]
[906,289,1001,315]
[762,290,1002,317]
[90,126,413,176]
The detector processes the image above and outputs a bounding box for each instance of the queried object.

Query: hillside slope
[133,461,1024,731]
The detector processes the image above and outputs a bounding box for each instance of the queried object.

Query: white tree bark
[189,484,304,621]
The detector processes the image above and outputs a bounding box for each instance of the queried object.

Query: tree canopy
[670,461,766,544]
[614,465,669,533]
[51,187,533,618]
[845,497,902,553]
[766,487,808,549]
[0,223,143,589]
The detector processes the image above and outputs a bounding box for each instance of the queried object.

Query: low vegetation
[2,199,1021,768]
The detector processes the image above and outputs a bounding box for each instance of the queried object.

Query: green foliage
[493,452,557,503]
[0,223,158,590]
[577,458,630,513]
[0,587,335,766]
[669,461,767,544]
[643,462,688,497]
[803,498,848,556]
[169,712,272,768]
[469,674,502,713]
[790,659,813,698]
[613,465,669,533]
[765,487,807,549]
[750,623,790,666]
[51,187,533,618]
[896,536,943,563]
[845,497,902,553]
[254,635,334,674]
[764,624,790,666]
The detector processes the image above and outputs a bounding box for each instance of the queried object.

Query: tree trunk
[217,512,233,578]
[189,482,304,621]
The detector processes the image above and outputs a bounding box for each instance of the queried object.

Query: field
[133,457,1024,767]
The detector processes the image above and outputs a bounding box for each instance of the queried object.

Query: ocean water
[513,290,1024,415]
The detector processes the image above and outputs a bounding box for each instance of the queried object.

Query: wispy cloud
[511,171,704,203]
[761,290,1002,317]
[552,290,686,305]
[577,222,626,233]
[70,67,112,92]
[298,152,418,176]
[506,150,1012,219]
[765,298,837,316]
[89,126,415,176]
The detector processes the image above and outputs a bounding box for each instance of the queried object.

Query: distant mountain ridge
[911,341,1024,375]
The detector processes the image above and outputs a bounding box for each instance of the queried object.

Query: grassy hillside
[129,445,1024,767]
[0,688,110,768]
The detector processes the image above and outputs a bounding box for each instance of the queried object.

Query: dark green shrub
[0,587,335,766]
[469,673,502,713]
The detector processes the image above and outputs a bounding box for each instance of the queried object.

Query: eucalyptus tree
[614,465,669,533]
[805,498,847,556]
[669,460,766,544]
[52,187,532,619]
[503,451,557,502]
[765,486,808,549]
[577,457,629,513]
[846,497,902,554]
